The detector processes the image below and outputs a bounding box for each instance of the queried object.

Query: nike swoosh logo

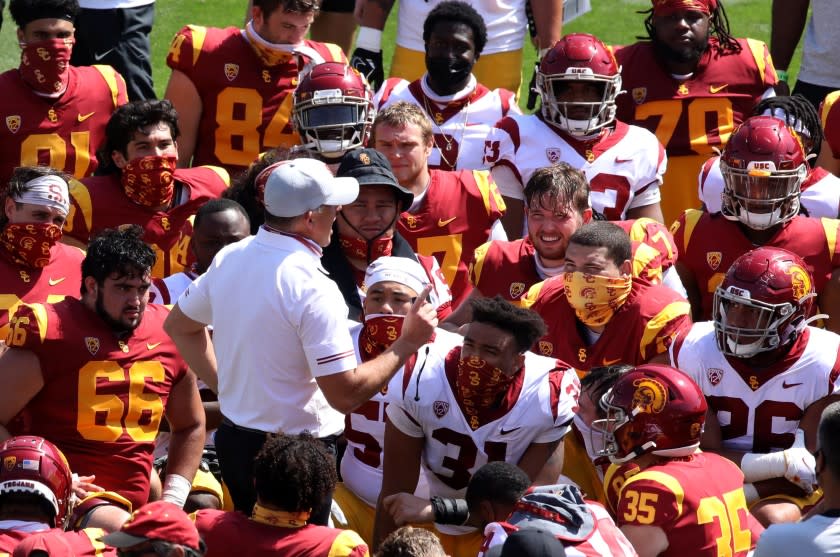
[77,112,95,123]
[602,358,622,366]
[614,157,633,164]
[147,342,162,350]
[438,217,457,227]
[93,48,115,62]
[710,84,728,94]
[48,277,65,286]
[500,427,521,435]
[782,381,803,389]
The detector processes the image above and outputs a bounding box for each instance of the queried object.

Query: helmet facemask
[293,89,375,158]
[720,161,805,230]
[538,70,621,137]
[591,394,656,464]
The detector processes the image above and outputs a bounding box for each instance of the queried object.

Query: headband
[14,175,71,215]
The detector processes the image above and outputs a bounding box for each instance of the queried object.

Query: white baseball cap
[364,256,429,297]
[263,158,359,217]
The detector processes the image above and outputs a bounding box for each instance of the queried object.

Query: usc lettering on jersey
[387,344,579,535]
[0,65,127,184]
[484,116,665,220]
[615,38,777,222]
[375,78,518,171]
[670,209,840,319]
[522,276,691,368]
[65,166,229,278]
[674,323,840,453]
[397,169,505,307]
[6,299,188,510]
[166,25,345,174]
[699,155,840,218]
[0,243,83,339]
[614,452,757,557]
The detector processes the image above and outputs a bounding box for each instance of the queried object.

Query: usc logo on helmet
[787,264,811,301]
[631,378,667,414]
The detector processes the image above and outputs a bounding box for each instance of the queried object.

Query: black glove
[527,61,540,111]
[350,47,384,91]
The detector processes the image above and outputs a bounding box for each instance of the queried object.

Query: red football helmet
[592,364,706,464]
[720,115,808,230]
[293,62,375,158]
[536,33,622,136]
[713,247,818,359]
[0,436,72,527]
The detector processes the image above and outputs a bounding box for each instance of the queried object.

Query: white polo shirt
[177,227,355,437]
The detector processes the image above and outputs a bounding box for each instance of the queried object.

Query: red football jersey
[0,65,127,184]
[2,528,114,556]
[671,209,840,319]
[194,510,368,557]
[397,169,506,307]
[65,166,228,278]
[522,277,691,370]
[0,243,83,339]
[614,38,777,222]
[166,25,346,174]
[6,299,189,509]
[614,452,758,556]
[470,238,541,305]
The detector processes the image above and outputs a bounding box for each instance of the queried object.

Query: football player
[373,296,580,557]
[351,0,563,93]
[521,221,691,369]
[672,115,840,332]
[0,227,205,531]
[323,148,452,321]
[485,33,667,237]
[0,167,83,340]
[0,0,128,184]
[595,363,764,556]
[817,89,840,176]
[469,462,637,557]
[447,164,685,328]
[333,256,461,544]
[373,1,520,172]
[63,100,229,278]
[372,101,506,308]
[615,0,778,224]
[0,436,121,555]
[292,62,376,167]
[669,247,840,525]
[700,95,840,218]
[164,0,346,174]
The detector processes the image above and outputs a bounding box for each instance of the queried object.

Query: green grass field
[0,0,803,110]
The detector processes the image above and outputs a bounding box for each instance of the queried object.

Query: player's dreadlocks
[753,94,824,157]
[253,432,337,513]
[81,225,156,295]
[640,0,741,56]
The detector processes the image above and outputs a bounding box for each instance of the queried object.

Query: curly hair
[375,526,447,557]
[465,461,530,513]
[524,163,590,217]
[753,94,824,157]
[80,225,156,295]
[0,166,71,229]
[10,0,78,28]
[642,0,741,56]
[470,296,547,353]
[96,100,180,176]
[422,1,488,56]
[253,432,337,512]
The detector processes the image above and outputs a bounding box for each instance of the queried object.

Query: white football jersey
[485,115,666,220]
[387,345,580,534]
[674,322,840,452]
[395,0,527,55]
[479,502,637,557]
[698,155,840,218]
[374,76,519,171]
[340,325,462,506]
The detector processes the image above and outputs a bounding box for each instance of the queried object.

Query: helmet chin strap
[338,211,396,263]
[608,441,657,464]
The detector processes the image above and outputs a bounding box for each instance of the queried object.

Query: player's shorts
[332,482,377,545]
[320,0,354,13]
[661,154,708,225]
[750,487,824,514]
[389,46,524,98]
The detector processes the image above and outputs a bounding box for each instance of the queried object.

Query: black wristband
[430,496,469,525]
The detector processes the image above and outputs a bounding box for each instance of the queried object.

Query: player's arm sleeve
[385,397,424,438]
[820,91,840,159]
[746,38,779,88]
[470,242,492,289]
[484,119,523,199]
[166,25,207,75]
[63,178,93,243]
[537,367,580,443]
[638,299,693,361]
[91,64,129,108]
